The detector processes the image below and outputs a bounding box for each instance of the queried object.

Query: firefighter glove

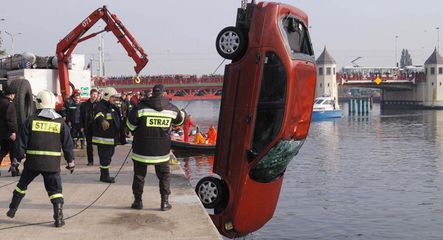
[102,120,110,130]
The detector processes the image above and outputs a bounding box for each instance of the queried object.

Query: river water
[174,100,443,240]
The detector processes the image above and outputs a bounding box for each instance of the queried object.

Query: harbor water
[175,100,443,240]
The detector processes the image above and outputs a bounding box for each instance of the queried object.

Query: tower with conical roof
[316,47,338,107]
[424,48,443,107]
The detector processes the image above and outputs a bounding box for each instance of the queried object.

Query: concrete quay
[0,145,221,240]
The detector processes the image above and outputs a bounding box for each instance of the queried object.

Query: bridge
[316,47,443,109]
[338,66,425,90]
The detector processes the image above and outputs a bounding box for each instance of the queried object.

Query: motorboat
[312,97,343,121]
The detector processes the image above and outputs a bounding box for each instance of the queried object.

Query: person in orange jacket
[183,114,196,142]
[193,127,206,144]
[206,125,217,145]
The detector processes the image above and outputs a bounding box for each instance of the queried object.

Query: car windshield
[250,139,304,183]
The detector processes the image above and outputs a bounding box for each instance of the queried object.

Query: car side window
[251,52,287,155]
[282,16,313,56]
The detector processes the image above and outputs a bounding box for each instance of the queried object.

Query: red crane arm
[56,5,148,99]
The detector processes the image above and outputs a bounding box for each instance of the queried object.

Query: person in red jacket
[183,114,196,142]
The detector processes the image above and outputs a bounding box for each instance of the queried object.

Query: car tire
[8,79,34,127]
[216,26,247,60]
[195,176,224,209]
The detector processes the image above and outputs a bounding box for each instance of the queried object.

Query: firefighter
[6,90,75,228]
[92,87,126,183]
[0,86,19,176]
[127,84,184,211]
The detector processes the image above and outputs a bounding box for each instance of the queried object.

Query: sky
[1,0,442,76]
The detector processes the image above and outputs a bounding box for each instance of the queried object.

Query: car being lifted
[195,1,317,238]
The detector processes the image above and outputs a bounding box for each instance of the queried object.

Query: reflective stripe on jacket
[127,96,184,164]
[92,100,125,146]
[17,114,74,172]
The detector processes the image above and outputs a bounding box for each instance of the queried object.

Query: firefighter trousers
[15,167,64,204]
[97,145,115,168]
[132,160,171,196]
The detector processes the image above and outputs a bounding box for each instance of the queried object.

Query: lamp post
[5,31,22,54]
[395,35,399,68]
[0,19,5,50]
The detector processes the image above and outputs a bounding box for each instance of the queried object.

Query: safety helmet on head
[36,90,56,109]
[102,87,120,101]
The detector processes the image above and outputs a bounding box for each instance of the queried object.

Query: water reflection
[181,155,215,183]
[174,100,443,239]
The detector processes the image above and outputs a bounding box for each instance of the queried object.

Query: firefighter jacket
[0,94,17,140]
[16,111,74,172]
[127,95,184,164]
[92,100,126,146]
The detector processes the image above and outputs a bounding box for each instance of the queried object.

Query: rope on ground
[0,147,133,231]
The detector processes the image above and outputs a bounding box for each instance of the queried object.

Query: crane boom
[56,5,148,99]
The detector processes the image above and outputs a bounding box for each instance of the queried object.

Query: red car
[195,1,316,238]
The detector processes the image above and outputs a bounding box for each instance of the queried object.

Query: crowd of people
[0,83,217,228]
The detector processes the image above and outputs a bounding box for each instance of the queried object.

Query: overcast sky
[1,0,442,76]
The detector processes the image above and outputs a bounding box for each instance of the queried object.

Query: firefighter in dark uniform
[6,90,75,228]
[127,84,184,211]
[0,86,19,176]
[92,87,126,183]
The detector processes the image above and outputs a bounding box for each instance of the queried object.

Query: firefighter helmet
[36,90,56,109]
[102,87,120,101]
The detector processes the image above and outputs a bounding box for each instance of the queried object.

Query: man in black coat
[0,87,19,176]
[80,89,99,166]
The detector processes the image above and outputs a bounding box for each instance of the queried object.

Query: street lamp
[5,31,22,54]
[395,35,399,68]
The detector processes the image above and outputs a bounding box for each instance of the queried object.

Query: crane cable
[0,147,133,231]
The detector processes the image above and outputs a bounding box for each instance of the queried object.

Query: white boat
[312,97,343,121]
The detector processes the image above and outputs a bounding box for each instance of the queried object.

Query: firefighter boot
[131,194,143,210]
[6,192,24,218]
[161,195,172,211]
[100,168,115,183]
[53,203,65,227]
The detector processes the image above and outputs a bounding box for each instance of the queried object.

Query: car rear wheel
[195,176,224,209]
[216,26,247,60]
